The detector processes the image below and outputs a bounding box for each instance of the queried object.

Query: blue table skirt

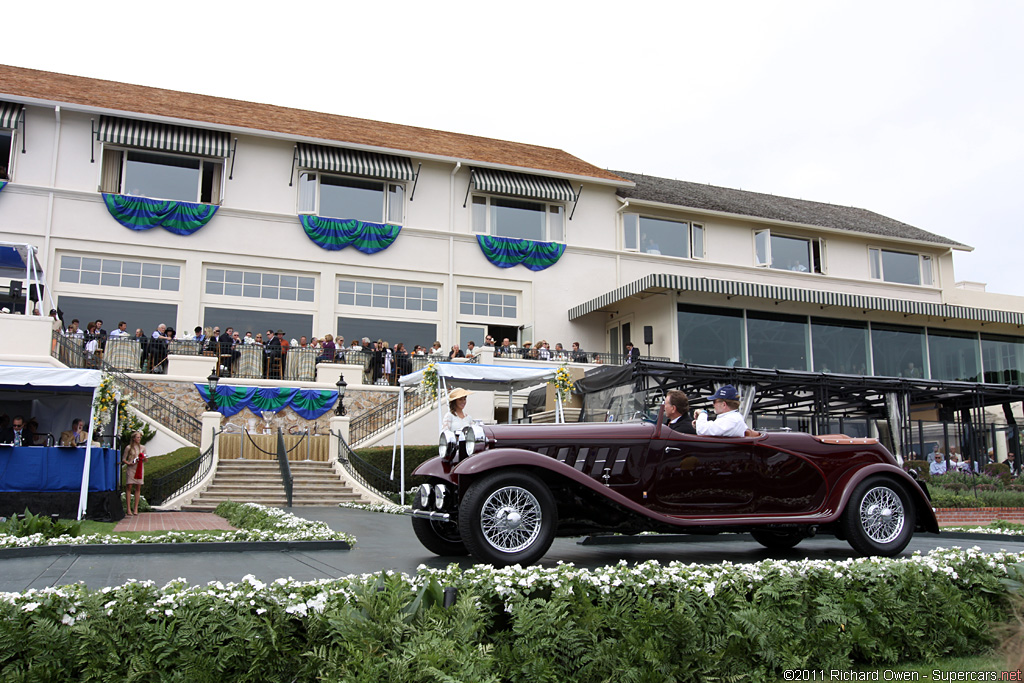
[0,446,119,492]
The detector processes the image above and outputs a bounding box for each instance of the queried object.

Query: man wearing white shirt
[108,321,130,338]
[694,385,748,437]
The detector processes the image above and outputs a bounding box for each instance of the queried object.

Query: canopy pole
[508,386,513,423]
[77,385,100,520]
[399,387,406,506]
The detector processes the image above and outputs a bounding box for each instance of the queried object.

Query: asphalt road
[2,506,1023,593]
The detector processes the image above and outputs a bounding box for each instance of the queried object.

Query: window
[677,304,745,367]
[811,318,868,374]
[871,323,926,378]
[746,311,809,371]
[0,129,12,180]
[928,329,980,383]
[623,214,704,259]
[472,196,564,242]
[868,248,933,285]
[459,290,517,319]
[206,268,315,302]
[298,171,404,224]
[981,334,1024,385]
[59,256,180,291]
[101,148,222,204]
[338,279,438,312]
[754,230,825,273]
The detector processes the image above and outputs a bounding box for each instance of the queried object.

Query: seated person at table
[663,391,696,434]
[59,418,89,447]
[693,385,748,437]
[1,415,35,446]
[317,334,336,363]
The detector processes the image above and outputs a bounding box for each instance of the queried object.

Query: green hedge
[130,447,200,503]
[0,548,1019,681]
[352,445,437,490]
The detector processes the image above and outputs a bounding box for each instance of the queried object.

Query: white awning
[0,366,103,391]
[399,362,556,393]
[297,142,415,181]
[98,115,231,158]
[472,167,576,202]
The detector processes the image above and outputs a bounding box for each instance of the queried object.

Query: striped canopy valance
[0,101,21,129]
[472,168,576,203]
[569,273,1024,326]
[98,115,230,158]
[297,143,414,181]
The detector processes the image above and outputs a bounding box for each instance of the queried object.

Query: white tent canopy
[398,362,557,392]
[392,363,560,504]
[0,366,103,519]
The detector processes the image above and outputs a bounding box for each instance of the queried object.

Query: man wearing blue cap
[694,384,748,437]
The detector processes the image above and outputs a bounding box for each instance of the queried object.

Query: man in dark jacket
[663,391,696,434]
[0,415,35,446]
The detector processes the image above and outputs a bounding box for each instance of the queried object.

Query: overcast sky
[7,1,1023,296]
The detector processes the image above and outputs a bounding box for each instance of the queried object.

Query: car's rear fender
[830,463,939,533]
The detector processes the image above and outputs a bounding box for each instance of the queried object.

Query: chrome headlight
[439,430,458,461]
[462,423,486,455]
[418,483,431,508]
[434,484,447,509]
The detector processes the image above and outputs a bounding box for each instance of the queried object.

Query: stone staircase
[183,460,364,511]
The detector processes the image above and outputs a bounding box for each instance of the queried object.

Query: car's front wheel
[411,499,468,557]
[459,470,556,567]
[841,476,916,557]
[750,529,804,550]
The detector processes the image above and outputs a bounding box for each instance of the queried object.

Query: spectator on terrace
[429,341,443,356]
[109,321,130,338]
[464,340,477,358]
[930,456,947,476]
[317,334,336,363]
[65,319,81,336]
[571,341,587,363]
[192,326,205,343]
[520,341,535,359]
[84,322,99,355]
[497,338,513,357]
[537,340,551,361]
[298,336,309,348]
[94,319,108,350]
[243,331,255,345]
[554,342,566,359]
[449,344,465,360]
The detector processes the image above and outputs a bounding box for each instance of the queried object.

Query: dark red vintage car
[410,415,937,566]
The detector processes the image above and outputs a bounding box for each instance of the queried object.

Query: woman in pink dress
[122,431,146,516]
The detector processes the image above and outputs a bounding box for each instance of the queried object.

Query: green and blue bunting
[102,193,218,235]
[299,215,401,254]
[476,235,566,271]
[194,385,339,419]
[0,181,7,193]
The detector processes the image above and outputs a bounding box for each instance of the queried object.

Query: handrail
[349,387,431,446]
[334,429,397,497]
[146,434,216,506]
[275,428,293,507]
[53,332,202,445]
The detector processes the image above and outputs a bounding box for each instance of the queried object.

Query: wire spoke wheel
[859,486,905,544]
[479,485,543,553]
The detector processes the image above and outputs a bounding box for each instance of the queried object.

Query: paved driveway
[2,506,1022,593]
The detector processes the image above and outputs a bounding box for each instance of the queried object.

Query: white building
[1,63,1022,385]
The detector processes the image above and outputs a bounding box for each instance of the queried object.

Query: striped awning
[0,101,21,129]
[297,143,414,181]
[97,116,230,157]
[568,273,1024,326]
[472,168,576,203]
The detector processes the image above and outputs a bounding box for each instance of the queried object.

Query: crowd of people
[926,445,1018,477]
[0,413,93,447]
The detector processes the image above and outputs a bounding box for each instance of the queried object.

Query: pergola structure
[575,360,1024,464]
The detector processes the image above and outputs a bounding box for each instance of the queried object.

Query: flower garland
[93,374,118,430]
[549,364,574,402]
[421,362,439,400]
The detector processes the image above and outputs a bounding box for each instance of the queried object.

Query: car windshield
[578,386,651,423]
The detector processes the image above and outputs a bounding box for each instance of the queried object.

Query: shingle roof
[0,64,625,183]
[613,170,967,248]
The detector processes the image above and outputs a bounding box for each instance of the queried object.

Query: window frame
[868,247,934,286]
[204,267,317,305]
[753,229,826,274]
[337,277,439,314]
[471,194,565,243]
[57,253,182,294]
[297,170,405,225]
[622,212,704,259]
[99,144,224,205]
[0,127,16,181]
[458,287,519,321]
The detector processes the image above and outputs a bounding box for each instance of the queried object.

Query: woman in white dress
[442,388,474,433]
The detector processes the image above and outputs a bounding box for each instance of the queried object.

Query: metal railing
[275,429,294,507]
[350,388,432,446]
[493,349,669,365]
[146,438,214,506]
[53,332,202,445]
[334,430,398,498]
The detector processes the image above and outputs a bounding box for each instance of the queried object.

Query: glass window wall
[871,324,926,378]
[811,318,868,374]
[746,311,809,371]
[677,304,744,367]
[982,334,1024,385]
[928,330,980,382]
